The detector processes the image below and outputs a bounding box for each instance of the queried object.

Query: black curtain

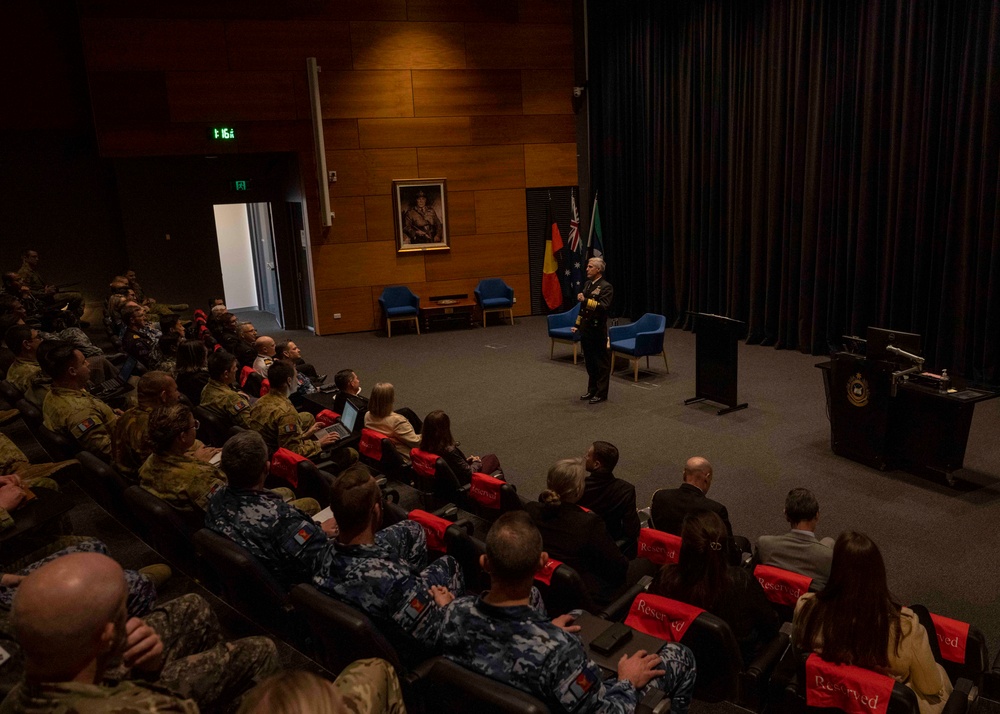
[588,0,1000,383]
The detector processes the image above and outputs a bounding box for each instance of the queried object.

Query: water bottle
[940,368,950,392]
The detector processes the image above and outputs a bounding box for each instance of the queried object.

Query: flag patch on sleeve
[558,666,599,706]
[73,418,97,435]
[234,400,249,413]
[282,424,297,434]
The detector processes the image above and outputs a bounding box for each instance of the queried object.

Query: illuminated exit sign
[230,180,252,191]
[208,126,237,140]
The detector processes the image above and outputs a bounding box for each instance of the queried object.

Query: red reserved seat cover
[804,654,894,714]
[259,378,270,396]
[239,366,255,388]
[409,448,439,478]
[624,593,704,642]
[315,409,340,427]
[928,612,969,664]
[469,472,504,509]
[269,447,308,488]
[408,509,450,551]
[359,428,385,460]
[637,528,681,565]
[754,564,813,607]
[534,557,564,586]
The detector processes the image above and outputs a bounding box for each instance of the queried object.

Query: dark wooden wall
[77,0,579,334]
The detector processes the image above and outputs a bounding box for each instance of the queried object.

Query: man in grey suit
[755,488,835,589]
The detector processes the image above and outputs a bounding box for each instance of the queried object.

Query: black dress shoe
[580,392,595,400]
[589,395,607,404]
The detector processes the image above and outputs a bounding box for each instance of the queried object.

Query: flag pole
[585,190,599,249]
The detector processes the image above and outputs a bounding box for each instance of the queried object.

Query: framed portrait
[392,178,450,253]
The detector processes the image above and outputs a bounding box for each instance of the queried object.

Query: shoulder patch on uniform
[394,589,432,629]
[234,400,249,413]
[558,665,599,706]
[73,418,98,436]
[208,482,223,498]
[282,521,314,554]
[282,423,297,434]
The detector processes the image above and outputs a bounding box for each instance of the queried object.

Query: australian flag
[564,194,585,297]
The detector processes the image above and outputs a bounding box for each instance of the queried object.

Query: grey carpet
[254,310,1000,652]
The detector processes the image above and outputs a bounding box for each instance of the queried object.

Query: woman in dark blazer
[524,457,628,606]
[418,410,503,485]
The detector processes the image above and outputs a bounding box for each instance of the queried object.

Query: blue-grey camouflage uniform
[204,486,331,590]
[420,587,697,714]
[313,520,464,637]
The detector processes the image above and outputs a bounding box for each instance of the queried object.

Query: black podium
[818,355,1000,485]
[684,313,748,415]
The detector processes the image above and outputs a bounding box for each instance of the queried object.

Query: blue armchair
[547,302,581,364]
[474,278,515,327]
[378,286,420,337]
[609,313,668,382]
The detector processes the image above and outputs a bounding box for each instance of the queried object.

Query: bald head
[683,456,714,493]
[137,370,178,407]
[13,553,128,682]
[255,336,275,356]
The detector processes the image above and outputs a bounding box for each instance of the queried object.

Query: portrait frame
[392,178,450,254]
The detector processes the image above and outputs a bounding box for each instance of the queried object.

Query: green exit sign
[208,126,237,140]
[230,180,252,191]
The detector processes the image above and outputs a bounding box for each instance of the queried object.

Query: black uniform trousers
[581,323,610,398]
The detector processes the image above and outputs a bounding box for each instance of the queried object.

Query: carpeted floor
[252,310,1000,653]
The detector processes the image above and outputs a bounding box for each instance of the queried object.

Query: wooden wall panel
[447,191,478,236]
[98,125,224,157]
[234,121,313,152]
[314,287,376,334]
[81,19,227,71]
[324,197,368,244]
[364,196,396,242]
[369,274,531,318]
[522,70,575,114]
[351,22,466,70]
[524,143,578,187]
[518,0,573,24]
[358,118,471,149]
[312,241,426,290]
[89,72,170,126]
[323,120,360,150]
[424,232,529,282]
[405,0,518,23]
[319,71,414,119]
[326,149,419,197]
[412,70,522,117]
[469,115,575,145]
[166,72,298,122]
[474,189,527,234]
[417,146,525,191]
[465,24,573,69]
[225,21,352,71]
[323,0,408,21]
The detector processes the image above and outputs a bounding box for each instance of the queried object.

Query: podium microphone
[886,344,924,365]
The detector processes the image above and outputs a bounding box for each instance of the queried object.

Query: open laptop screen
[340,398,359,432]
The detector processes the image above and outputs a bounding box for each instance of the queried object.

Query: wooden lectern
[684,313,748,415]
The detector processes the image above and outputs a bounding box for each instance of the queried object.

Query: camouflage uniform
[5,359,49,407]
[139,452,225,512]
[3,594,277,714]
[42,386,118,460]
[204,486,331,589]
[16,262,83,315]
[0,434,73,531]
[0,679,197,713]
[0,537,157,617]
[334,658,406,714]
[421,588,697,714]
[246,392,322,459]
[111,407,206,483]
[313,520,464,638]
[199,378,253,429]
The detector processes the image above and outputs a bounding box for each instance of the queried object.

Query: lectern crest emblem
[846,373,869,407]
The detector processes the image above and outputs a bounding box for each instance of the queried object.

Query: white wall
[213,204,257,310]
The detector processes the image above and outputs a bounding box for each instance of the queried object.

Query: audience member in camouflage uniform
[314,466,464,639]
[4,326,49,407]
[0,537,158,616]
[205,431,329,588]
[40,343,119,460]
[139,403,225,512]
[0,433,74,487]
[2,553,277,713]
[112,371,218,482]
[237,664,405,714]
[200,350,254,428]
[420,511,698,714]
[247,361,357,473]
[15,249,83,318]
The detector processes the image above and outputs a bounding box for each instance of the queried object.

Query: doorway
[213,202,283,327]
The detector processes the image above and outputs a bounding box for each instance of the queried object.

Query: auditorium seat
[0,380,23,404]
[475,278,515,327]
[378,286,421,338]
[122,485,202,578]
[533,557,597,618]
[14,398,42,428]
[75,450,130,517]
[753,564,819,624]
[358,428,412,485]
[409,447,469,510]
[192,405,231,447]
[910,604,990,689]
[37,423,81,460]
[411,656,550,713]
